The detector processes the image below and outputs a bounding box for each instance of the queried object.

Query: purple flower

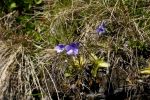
[54,44,65,53]
[65,42,79,55]
[96,21,106,35]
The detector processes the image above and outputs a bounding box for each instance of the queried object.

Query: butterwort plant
[54,42,79,56]
[96,21,106,35]
[54,44,65,53]
[65,42,79,56]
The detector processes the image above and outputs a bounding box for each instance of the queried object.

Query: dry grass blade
[0,41,22,99]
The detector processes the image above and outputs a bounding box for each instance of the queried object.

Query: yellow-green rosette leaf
[96,60,110,68]
[64,72,72,77]
[79,56,86,67]
[90,53,98,61]
[91,59,110,77]
[140,67,150,74]
[91,65,99,77]
[73,56,79,67]
[73,56,86,67]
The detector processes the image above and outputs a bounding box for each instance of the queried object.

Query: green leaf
[10,2,17,9]
[33,44,43,49]
[34,0,42,4]
[24,0,33,4]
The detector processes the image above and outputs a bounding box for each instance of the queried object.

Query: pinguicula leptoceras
[54,44,65,53]
[54,42,79,56]
[96,21,106,35]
